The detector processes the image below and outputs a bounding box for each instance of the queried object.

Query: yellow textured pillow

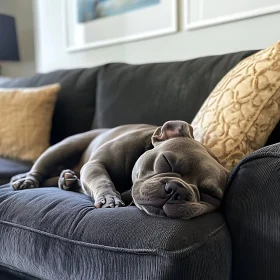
[192,41,280,170]
[0,84,60,162]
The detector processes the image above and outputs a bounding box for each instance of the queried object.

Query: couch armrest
[223,143,280,280]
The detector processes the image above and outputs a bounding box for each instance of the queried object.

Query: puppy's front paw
[94,194,125,208]
[12,178,38,190]
[10,172,29,184]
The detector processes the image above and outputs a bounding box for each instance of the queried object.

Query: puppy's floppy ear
[152,120,194,146]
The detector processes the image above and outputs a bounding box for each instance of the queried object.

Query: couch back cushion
[95,50,258,129]
[0,68,99,145]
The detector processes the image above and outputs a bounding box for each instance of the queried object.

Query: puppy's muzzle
[165,181,198,204]
[132,177,209,219]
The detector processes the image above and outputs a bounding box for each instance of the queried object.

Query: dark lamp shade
[0,14,20,61]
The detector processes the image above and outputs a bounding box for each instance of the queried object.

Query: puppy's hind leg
[58,169,83,193]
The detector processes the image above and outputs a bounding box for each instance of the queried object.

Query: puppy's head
[131,120,229,219]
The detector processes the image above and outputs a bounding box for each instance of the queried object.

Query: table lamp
[0,14,20,75]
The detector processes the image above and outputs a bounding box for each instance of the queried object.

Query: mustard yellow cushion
[192,41,280,170]
[0,84,60,162]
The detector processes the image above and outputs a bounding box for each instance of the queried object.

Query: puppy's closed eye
[154,153,173,173]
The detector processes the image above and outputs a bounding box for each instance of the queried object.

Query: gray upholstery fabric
[224,143,280,280]
[0,265,39,280]
[0,183,231,280]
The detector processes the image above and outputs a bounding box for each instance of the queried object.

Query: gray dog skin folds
[11,120,229,219]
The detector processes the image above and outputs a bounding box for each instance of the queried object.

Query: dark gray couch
[0,50,279,280]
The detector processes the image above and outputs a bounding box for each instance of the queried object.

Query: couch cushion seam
[0,219,226,257]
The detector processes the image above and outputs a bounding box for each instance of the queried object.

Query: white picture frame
[64,0,177,52]
[184,0,280,30]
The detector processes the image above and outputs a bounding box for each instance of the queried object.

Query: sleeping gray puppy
[11,120,229,219]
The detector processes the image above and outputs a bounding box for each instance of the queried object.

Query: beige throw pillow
[0,84,60,162]
[192,41,280,170]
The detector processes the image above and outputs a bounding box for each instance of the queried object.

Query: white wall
[0,0,35,77]
[34,0,280,73]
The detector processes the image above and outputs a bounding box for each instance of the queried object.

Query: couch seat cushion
[0,158,31,186]
[0,184,231,280]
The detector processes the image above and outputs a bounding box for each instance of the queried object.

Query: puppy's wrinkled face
[131,121,229,219]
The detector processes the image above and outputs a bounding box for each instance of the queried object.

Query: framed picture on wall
[184,0,280,30]
[64,0,177,52]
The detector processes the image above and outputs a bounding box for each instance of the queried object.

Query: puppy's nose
[165,182,194,203]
